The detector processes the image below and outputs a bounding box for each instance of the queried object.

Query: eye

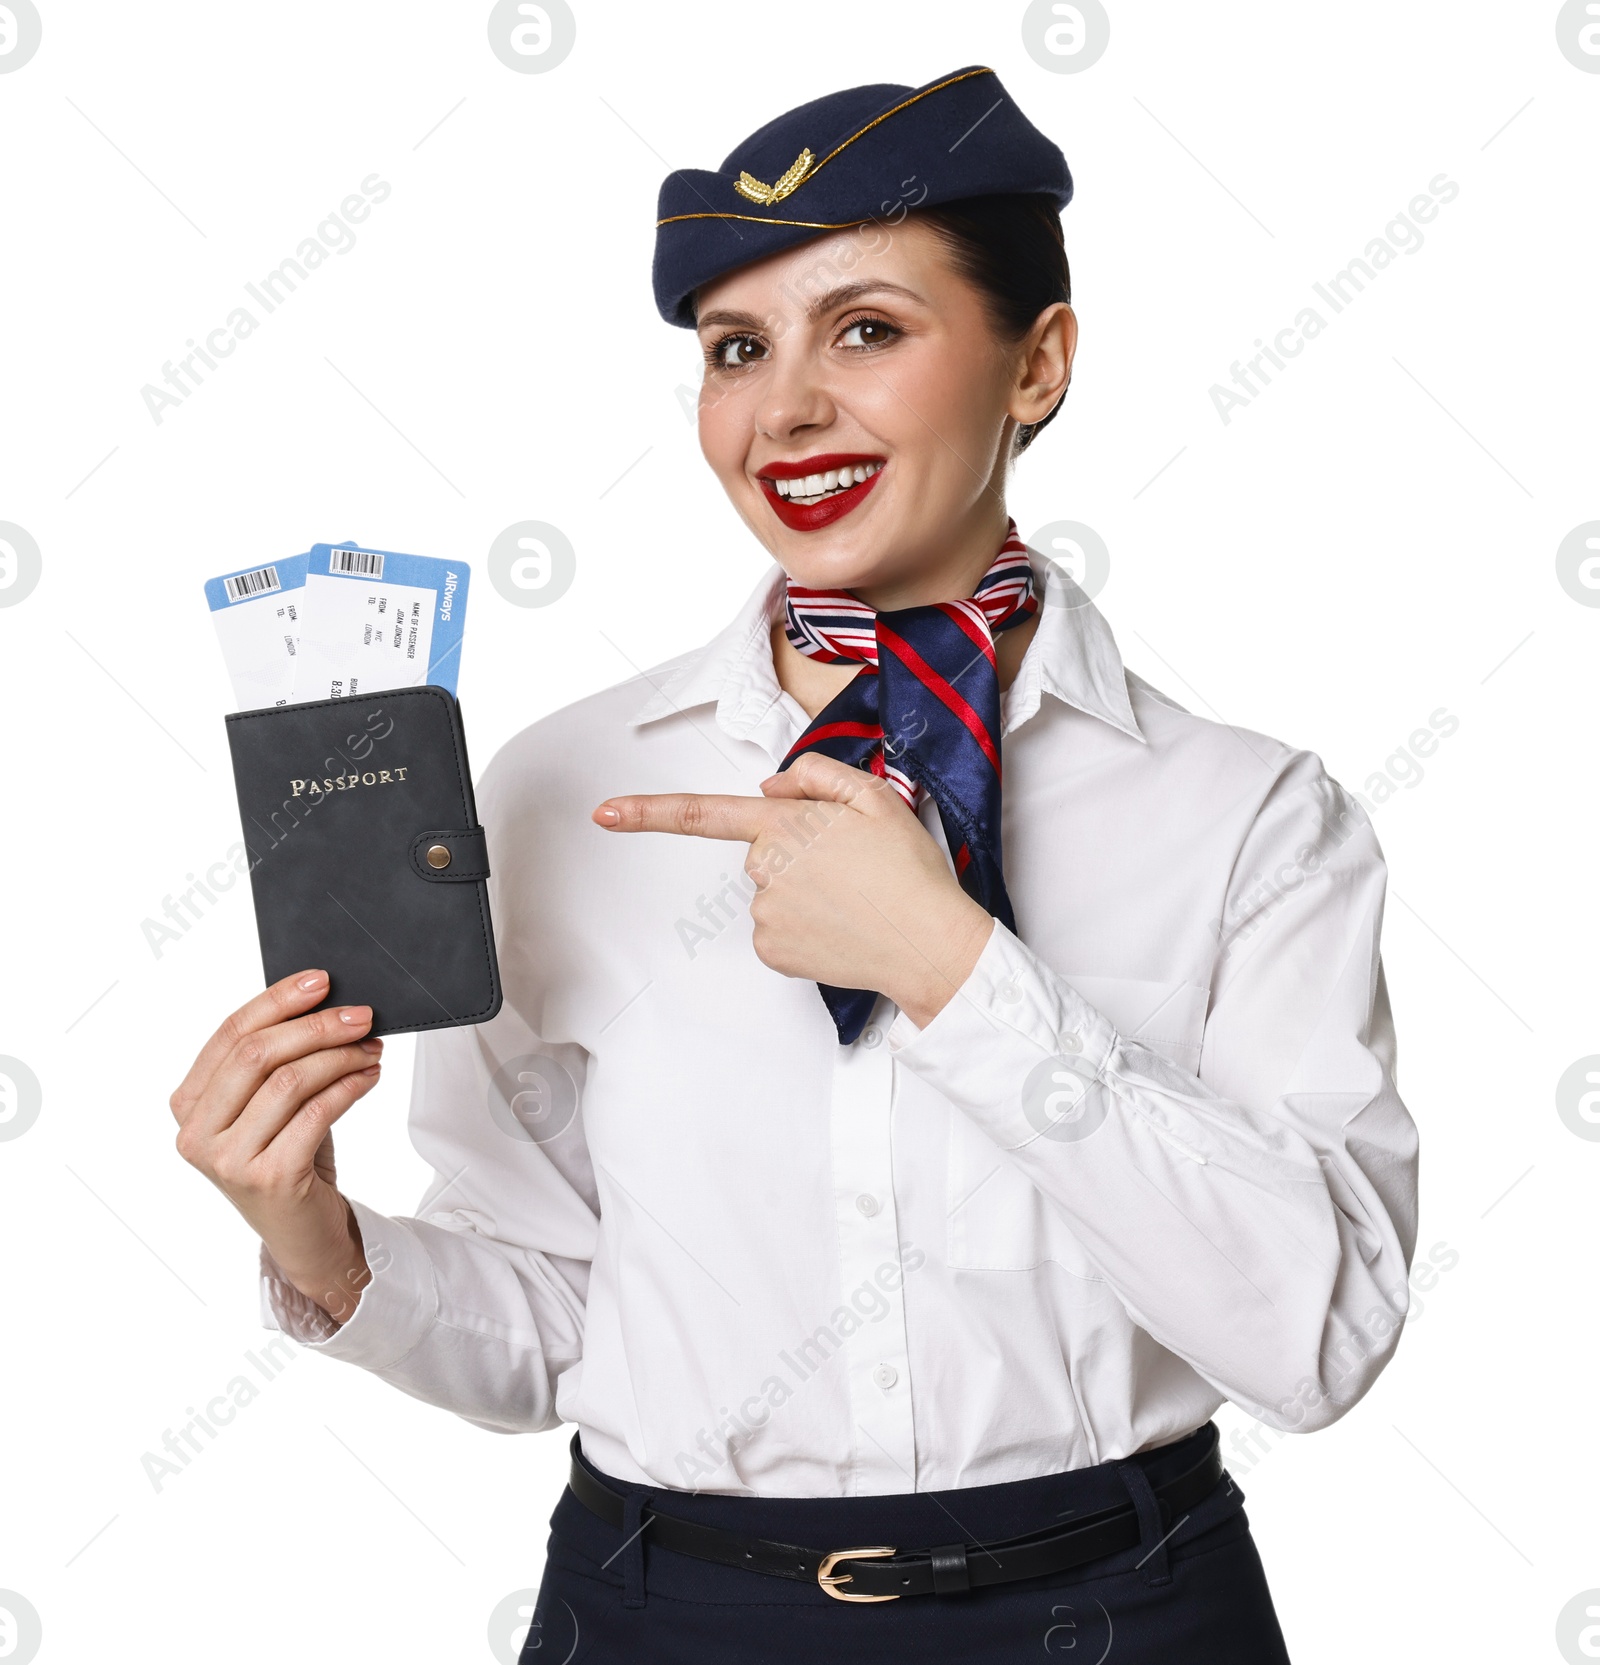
[837,316,899,350]
[705,333,767,371]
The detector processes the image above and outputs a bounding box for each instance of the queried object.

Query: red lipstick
[755,453,886,532]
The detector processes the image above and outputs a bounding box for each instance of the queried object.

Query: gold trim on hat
[656,212,874,230]
[658,65,997,227]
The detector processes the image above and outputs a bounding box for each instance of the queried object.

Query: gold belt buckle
[816,1545,899,1603]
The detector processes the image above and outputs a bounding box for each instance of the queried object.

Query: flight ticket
[205,542,468,711]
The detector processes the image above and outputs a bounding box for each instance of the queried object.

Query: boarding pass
[205,542,469,710]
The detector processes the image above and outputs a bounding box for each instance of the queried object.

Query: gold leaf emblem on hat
[734,147,817,206]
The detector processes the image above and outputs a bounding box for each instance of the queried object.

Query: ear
[1009,303,1077,428]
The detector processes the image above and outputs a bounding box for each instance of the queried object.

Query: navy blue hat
[653,64,1072,328]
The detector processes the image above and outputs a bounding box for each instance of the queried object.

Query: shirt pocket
[945,974,1209,1275]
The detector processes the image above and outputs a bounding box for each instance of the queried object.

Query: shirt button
[861,1026,882,1048]
[1060,1031,1083,1054]
[855,1193,880,1217]
[873,1363,898,1391]
[997,980,1021,1003]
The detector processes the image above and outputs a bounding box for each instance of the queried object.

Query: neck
[849,497,1013,612]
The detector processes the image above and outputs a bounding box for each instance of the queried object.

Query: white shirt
[261,550,1420,1497]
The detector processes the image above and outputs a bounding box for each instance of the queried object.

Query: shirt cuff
[258,1196,438,1370]
[888,920,1120,1151]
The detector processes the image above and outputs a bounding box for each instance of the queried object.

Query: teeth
[765,461,883,505]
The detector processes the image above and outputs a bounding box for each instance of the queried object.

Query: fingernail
[298,971,328,990]
[595,807,620,827]
[338,1006,372,1025]
[359,1064,381,1077]
[359,1038,383,1054]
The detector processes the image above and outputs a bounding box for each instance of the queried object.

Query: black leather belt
[565,1427,1224,1602]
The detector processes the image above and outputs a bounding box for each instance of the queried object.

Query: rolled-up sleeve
[888,752,1419,1432]
[260,993,598,1436]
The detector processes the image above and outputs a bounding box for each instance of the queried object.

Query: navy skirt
[521,1423,1292,1664]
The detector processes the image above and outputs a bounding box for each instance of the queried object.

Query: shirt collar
[626,546,1145,749]
[1002,549,1145,744]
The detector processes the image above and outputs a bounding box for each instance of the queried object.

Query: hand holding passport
[206,543,502,1035]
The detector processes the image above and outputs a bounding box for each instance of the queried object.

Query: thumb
[761,751,898,811]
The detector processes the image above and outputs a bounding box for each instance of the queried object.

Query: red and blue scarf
[778,519,1038,1043]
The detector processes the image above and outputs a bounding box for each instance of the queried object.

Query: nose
[754,336,835,444]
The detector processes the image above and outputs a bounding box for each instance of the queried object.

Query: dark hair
[912,193,1072,455]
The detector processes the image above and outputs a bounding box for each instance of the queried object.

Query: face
[694,218,1074,601]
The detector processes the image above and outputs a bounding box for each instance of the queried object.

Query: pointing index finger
[593,793,777,842]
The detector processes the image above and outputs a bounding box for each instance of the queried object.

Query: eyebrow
[696,280,928,333]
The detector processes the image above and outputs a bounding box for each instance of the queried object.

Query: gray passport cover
[224,685,502,1036]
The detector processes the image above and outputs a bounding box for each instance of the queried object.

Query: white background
[1,2,1596,1661]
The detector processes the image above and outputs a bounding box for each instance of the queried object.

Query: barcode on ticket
[328,548,385,579]
[222,565,281,603]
